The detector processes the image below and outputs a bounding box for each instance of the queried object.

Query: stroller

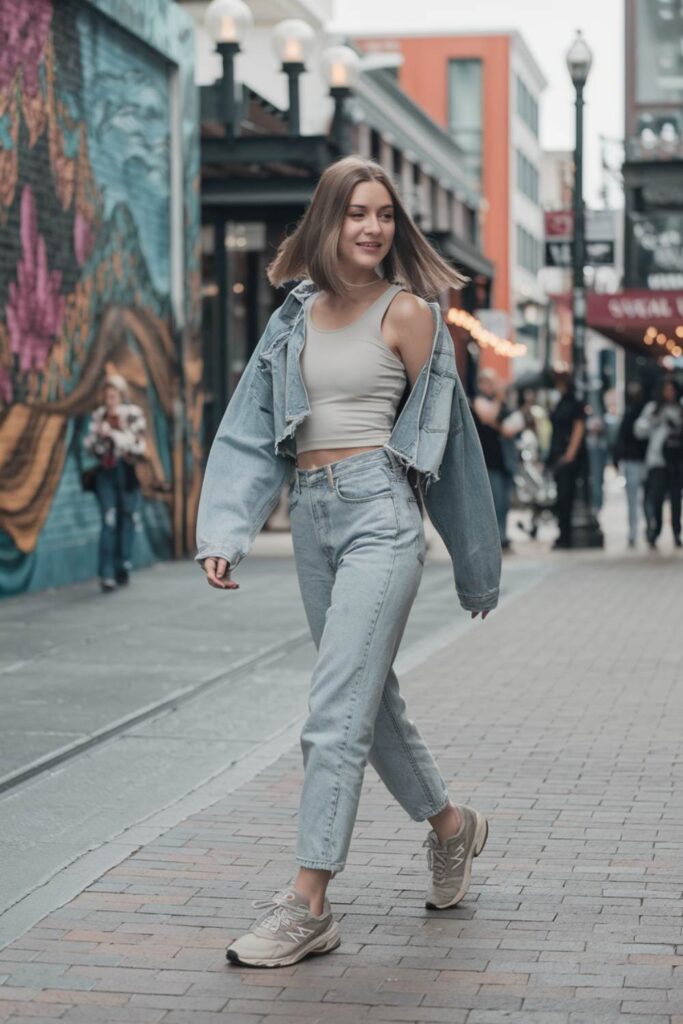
[512,429,557,539]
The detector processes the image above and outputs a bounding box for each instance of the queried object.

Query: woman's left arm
[383,292,434,386]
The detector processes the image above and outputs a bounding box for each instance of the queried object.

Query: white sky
[331,0,624,208]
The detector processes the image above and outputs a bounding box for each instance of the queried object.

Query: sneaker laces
[251,892,309,934]
[423,837,451,881]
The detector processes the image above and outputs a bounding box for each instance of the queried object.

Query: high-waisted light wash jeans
[289,448,450,874]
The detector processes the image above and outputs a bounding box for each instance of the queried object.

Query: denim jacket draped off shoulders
[196,280,501,612]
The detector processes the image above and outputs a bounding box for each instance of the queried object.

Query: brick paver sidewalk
[2,551,683,1023]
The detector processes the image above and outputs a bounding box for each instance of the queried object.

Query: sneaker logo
[286,925,314,942]
[450,844,466,870]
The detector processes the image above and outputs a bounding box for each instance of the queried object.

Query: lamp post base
[570,476,604,549]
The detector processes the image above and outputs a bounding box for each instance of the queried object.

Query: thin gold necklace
[337,277,386,289]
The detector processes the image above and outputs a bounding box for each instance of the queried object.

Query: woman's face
[662,381,677,404]
[104,385,120,411]
[338,179,395,277]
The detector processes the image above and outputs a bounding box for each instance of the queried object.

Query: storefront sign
[544,210,616,267]
[629,213,683,290]
[589,290,683,327]
[545,240,615,268]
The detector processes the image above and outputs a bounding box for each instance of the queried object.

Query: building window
[516,223,542,274]
[448,58,483,181]
[516,75,539,137]
[370,128,381,161]
[516,149,539,204]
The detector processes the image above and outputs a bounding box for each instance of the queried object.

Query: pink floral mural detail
[6,185,64,374]
[0,0,53,96]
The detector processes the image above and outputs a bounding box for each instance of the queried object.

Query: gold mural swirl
[0,304,203,557]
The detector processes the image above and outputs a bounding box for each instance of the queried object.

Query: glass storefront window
[448,59,483,182]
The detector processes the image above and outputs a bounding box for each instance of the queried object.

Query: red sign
[544,210,574,239]
[588,290,683,327]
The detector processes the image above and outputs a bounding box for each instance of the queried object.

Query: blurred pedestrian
[84,376,147,591]
[613,381,647,548]
[196,155,499,967]
[547,366,587,550]
[585,406,608,512]
[634,378,683,549]
[472,370,525,552]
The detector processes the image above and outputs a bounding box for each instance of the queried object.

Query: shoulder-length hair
[267,155,468,299]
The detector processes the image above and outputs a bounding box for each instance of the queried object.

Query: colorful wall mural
[0,0,202,595]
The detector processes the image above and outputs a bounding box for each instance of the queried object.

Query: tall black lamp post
[272,19,316,137]
[322,45,360,155]
[566,29,604,548]
[205,0,253,138]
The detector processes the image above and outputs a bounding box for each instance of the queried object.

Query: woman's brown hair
[267,155,468,299]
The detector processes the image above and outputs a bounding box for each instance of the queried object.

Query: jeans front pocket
[334,470,393,504]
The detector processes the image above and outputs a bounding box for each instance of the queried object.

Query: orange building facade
[356,32,547,380]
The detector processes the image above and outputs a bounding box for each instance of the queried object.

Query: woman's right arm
[633,402,655,440]
[195,315,290,581]
[83,409,106,456]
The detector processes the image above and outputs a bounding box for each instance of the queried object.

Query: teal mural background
[0,0,202,596]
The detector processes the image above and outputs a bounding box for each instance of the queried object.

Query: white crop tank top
[295,284,407,454]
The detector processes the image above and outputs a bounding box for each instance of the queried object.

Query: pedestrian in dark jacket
[471,369,525,552]
[613,381,647,548]
[634,378,683,549]
[547,366,587,550]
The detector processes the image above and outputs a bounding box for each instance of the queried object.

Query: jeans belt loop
[325,464,334,489]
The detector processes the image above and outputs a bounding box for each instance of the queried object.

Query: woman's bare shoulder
[385,291,433,338]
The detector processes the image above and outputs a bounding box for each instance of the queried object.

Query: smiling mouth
[357,242,382,249]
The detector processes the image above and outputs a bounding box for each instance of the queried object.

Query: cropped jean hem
[297,857,346,873]
[410,791,451,823]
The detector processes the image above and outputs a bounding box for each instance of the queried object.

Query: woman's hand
[471,610,491,621]
[202,557,239,590]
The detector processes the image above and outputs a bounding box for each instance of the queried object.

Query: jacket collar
[290,279,317,302]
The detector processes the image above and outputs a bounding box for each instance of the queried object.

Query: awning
[553,289,683,354]
[437,234,495,281]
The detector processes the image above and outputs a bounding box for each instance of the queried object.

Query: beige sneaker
[226,887,340,967]
[424,804,489,910]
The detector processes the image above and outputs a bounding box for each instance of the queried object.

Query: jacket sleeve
[83,408,107,457]
[111,405,147,459]
[195,324,290,569]
[424,372,502,612]
[633,402,655,440]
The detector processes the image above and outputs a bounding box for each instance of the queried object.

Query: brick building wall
[0,0,201,595]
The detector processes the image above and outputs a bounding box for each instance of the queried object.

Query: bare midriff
[296,445,383,470]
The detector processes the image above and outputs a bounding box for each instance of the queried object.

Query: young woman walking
[196,156,501,968]
[84,376,146,591]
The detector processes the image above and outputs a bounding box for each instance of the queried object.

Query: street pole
[218,41,240,138]
[570,74,604,548]
[330,86,352,156]
[282,62,304,137]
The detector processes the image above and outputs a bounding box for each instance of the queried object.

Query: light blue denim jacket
[196,280,501,611]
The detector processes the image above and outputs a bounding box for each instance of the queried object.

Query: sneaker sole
[425,810,489,911]
[226,920,341,968]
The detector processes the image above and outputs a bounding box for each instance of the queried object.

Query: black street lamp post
[282,62,305,136]
[566,30,604,549]
[272,19,316,138]
[217,41,240,137]
[205,0,253,139]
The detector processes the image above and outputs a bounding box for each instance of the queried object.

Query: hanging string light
[643,326,683,357]
[446,308,527,359]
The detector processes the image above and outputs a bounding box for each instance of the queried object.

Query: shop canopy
[553,289,683,355]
